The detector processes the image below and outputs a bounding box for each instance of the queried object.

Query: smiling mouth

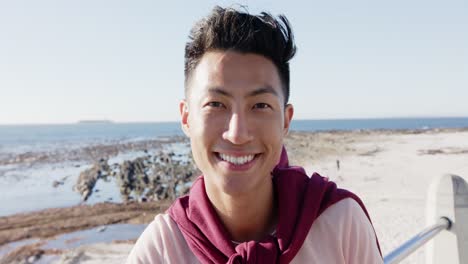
[215,152,259,165]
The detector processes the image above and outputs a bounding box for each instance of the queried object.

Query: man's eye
[206,102,224,108]
[253,103,271,109]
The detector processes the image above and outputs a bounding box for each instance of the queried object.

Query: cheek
[256,113,285,137]
[188,114,222,152]
[189,139,205,167]
[195,113,228,138]
[189,135,212,174]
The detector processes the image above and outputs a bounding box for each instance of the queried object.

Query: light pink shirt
[127,198,383,263]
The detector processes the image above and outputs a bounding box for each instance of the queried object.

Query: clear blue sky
[0,0,467,124]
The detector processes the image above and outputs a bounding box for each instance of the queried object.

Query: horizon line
[1,115,468,126]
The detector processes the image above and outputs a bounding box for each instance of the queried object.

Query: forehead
[187,51,284,101]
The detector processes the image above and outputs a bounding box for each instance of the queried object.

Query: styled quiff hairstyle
[184,6,297,104]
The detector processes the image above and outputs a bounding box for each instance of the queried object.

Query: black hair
[184,6,297,104]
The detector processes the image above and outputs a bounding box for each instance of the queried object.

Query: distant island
[77,120,114,124]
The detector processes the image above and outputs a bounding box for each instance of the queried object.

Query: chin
[223,171,271,197]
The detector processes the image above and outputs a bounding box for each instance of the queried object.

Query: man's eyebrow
[247,86,278,97]
[207,87,232,97]
[207,86,278,98]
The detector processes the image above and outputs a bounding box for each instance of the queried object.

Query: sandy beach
[2,128,468,263]
[289,129,468,263]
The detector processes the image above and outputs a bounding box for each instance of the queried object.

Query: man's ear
[283,104,294,136]
[179,100,190,137]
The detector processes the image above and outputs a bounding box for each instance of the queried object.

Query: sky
[0,0,467,124]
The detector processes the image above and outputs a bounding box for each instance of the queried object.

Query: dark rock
[52,180,62,188]
[73,147,199,203]
[73,159,110,202]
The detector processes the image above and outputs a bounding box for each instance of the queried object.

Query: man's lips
[213,152,261,167]
[213,151,260,156]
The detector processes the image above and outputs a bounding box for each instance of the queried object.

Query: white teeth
[219,153,255,165]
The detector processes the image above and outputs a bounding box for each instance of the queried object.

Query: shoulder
[310,198,376,249]
[318,197,371,230]
[292,198,383,264]
[126,214,198,264]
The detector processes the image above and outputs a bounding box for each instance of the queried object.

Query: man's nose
[222,112,253,145]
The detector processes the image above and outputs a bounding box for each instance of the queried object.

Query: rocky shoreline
[0,135,187,167]
[73,150,199,203]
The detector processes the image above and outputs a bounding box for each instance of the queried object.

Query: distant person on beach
[127,6,382,263]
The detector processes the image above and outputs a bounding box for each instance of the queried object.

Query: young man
[127,6,383,263]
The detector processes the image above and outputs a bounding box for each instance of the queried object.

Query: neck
[206,179,277,242]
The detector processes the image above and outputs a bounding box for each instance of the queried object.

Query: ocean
[1,117,468,152]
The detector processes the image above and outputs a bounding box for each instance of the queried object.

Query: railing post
[426,174,468,264]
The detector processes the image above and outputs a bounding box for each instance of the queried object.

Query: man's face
[180,51,293,197]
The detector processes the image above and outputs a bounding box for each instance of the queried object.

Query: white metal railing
[382,174,468,264]
[383,217,452,264]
